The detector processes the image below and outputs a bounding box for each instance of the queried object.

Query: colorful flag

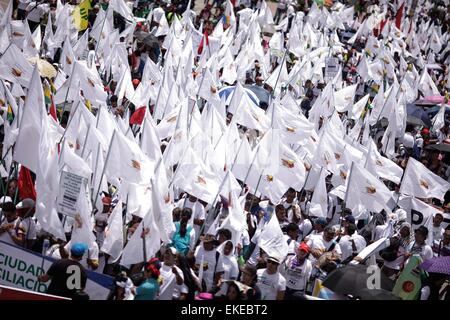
[72,0,92,31]
[18,165,37,201]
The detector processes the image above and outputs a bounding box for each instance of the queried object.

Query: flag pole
[91,141,101,201]
[58,101,81,145]
[80,123,91,158]
[91,130,117,215]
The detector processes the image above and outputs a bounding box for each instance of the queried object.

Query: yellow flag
[72,0,92,31]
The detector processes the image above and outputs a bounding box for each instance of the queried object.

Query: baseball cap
[0,196,12,204]
[266,256,280,264]
[70,242,88,257]
[16,198,36,210]
[344,215,355,224]
[297,242,310,254]
[314,217,328,227]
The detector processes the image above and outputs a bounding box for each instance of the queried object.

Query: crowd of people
[0,0,449,301]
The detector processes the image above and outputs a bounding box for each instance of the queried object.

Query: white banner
[0,240,113,300]
[57,171,87,217]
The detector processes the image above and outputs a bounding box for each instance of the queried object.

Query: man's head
[16,198,35,218]
[110,95,118,108]
[70,242,88,260]
[201,234,216,251]
[346,223,357,236]
[102,196,112,213]
[275,204,286,221]
[323,226,336,242]
[286,223,299,240]
[266,256,280,274]
[163,246,177,265]
[314,217,328,232]
[217,228,232,244]
[286,188,296,202]
[7,179,17,198]
[343,214,355,228]
[172,207,181,222]
[433,213,444,227]
[399,223,411,238]
[180,208,192,223]
[414,226,428,244]
[239,264,257,286]
[296,242,310,261]
[442,228,450,245]
[1,202,17,223]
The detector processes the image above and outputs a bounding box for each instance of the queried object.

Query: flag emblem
[210,86,217,93]
[87,78,95,87]
[167,115,177,123]
[66,56,72,65]
[12,31,24,37]
[310,136,317,142]
[282,159,295,168]
[366,186,376,194]
[419,179,429,189]
[251,111,260,123]
[375,159,383,166]
[164,193,171,204]
[131,160,141,170]
[0,99,4,106]
[340,170,347,180]
[344,95,352,101]
[197,176,207,185]
[286,127,296,133]
[334,153,341,160]
[11,68,22,77]
[266,175,274,182]
[304,162,312,171]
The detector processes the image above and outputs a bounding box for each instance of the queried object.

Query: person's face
[276,207,286,220]
[443,231,450,245]
[226,284,239,300]
[297,250,308,261]
[400,227,410,238]
[323,230,335,242]
[288,229,299,240]
[218,233,227,244]
[8,181,17,196]
[164,251,175,265]
[414,231,426,244]
[433,215,443,227]
[203,241,214,251]
[266,260,279,274]
[286,191,296,202]
[224,242,233,256]
[4,211,16,223]
[240,270,255,286]
[111,100,117,108]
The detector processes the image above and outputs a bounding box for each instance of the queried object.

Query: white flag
[258,212,288,262]
[101,201,124,261]
[400,157,450,201]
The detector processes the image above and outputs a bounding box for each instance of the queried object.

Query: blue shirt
[134,278,159,300]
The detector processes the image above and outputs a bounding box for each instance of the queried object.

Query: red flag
[129,106,146,125]
[197,31,209,55]
[18,166,36,201]
[395,2,405,29]
[49,102,57,122]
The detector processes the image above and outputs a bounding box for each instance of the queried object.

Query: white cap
[0,196,12,204]
[16,198,35,210]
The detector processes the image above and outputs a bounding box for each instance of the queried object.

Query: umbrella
[218,86,260,107]
[354,288,401,300]
[322,264,395,296]
[244,85,271,109]
[135,31,159,48]
[426,143,450,153]
[406,103,432,127]
[26,57,57,78]
[406,115,426,127]
[419,256,450,275]
[425,105,450,118]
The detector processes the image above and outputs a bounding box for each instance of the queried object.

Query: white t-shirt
[0,217,26,245]
[339,234,367,261]
[194,245,218,291]
[432,225,444,243]
[26,3,49,23]
[284,235,299,256]
[22,217,37,240]
[306,234,342,263]
[407,242,434,262]
[282,256,313,291]
[159,263,185,300]
[256,269,286,300]
[216,254,239,281]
